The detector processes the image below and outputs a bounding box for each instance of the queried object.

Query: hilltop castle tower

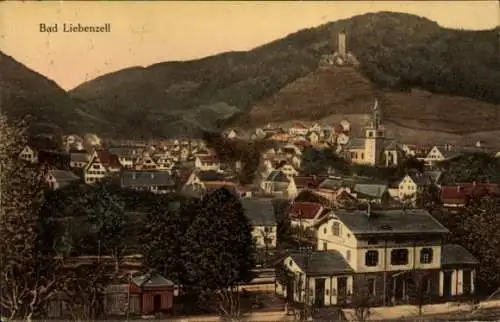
[337,31,347,58]
[322,30,359,67]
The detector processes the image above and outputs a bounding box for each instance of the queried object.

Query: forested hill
[5,11,499,139]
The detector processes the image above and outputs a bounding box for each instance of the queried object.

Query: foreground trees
[434,193,500,295]
[0,115,63,319]
[140,188,256,318]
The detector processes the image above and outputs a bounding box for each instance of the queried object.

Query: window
[289,260,293,266]
[368,131,373,137]
[264,227,271,233]
[420,248,433,264]
[323,242,328,251]
[264,237,273,245]
[323,227,327,234]
[365,250,379,266]
[346,250,351,261]
[332,222,341,236]
[361,153,365,160]
[391,249,409,265]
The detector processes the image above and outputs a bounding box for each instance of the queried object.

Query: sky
[1,1,498,90]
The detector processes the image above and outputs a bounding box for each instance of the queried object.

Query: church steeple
[365,99,384,138]
[370,99,382,129]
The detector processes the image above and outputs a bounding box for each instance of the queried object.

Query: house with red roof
[83,149,121,184]
[440,182,500,208]
[288,121,309,136]
[290,202,328,228]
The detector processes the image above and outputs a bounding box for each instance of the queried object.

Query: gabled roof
[70,152,89,163]
[319,178,344,190]
[241,199,276,226]
[353,184,388,199]
[344,138,365,150]
[289,250,353,276]
[266,170,289,183]
[294,176,324,189]
[38,150,71,170]
[96,150,121,168]
[441,244,479,266]
[48,169,80,182]
[290,202,324,220]
[132,272,174,288]
[196,155,219,164]
[383,140,400,151]
[291,122,308,129]
[332,208,449,236]
[108,146,138,158]
[121,171,175,188]
[197,170,226,182]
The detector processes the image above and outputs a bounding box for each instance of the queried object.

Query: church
[342,99,400,167]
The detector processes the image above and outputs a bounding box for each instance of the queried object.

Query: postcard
[1,1,499,321]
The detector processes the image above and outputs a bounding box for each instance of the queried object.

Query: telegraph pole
[299,246,313,321]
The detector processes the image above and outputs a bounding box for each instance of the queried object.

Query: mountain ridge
[2,11,499,142]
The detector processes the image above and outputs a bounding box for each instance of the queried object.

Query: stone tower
[337,31,347,58]
[364,99,385,166]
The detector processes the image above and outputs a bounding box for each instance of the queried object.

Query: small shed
[129,272,175,315]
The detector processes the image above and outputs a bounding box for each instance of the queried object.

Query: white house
[194,155,220,171]
[393,174,418,205]
[289,122,309,136]
[277,208,479,308]
[241,199,277,250]
[260,170,298,199]
[423,145,462,167]
[307,132,320,145]
[340,120,351,133]
[83,150,121,184]
[19,145,38,163]
[134,151,158,171]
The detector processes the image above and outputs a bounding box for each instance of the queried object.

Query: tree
[86,183,128,272]
[460,194,500,295]
[181,188,256,319]
[351,277,376,322]
[61,263,112,320]
[408,270,432,317]
[435,191,500,295]
[439,153,500,184]
[140,197,197,287]
[301,147,350,176]
[416,183,441,211]
[0,114,64,320]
